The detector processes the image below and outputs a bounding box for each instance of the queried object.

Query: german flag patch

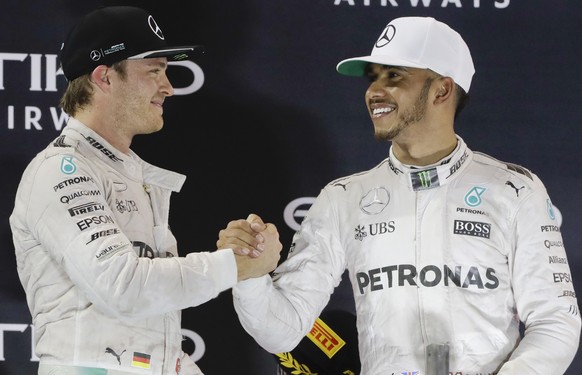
[131,352,151,369]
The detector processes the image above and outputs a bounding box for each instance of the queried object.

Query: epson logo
[453,220,491,239]
[554,273,572,283]
[76,215,114,231]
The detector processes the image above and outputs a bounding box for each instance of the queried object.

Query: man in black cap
[9,6,281,375]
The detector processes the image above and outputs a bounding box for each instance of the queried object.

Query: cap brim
[336,55,427,76]
[128,45,206,60]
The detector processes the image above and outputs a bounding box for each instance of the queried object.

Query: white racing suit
[10,118,238,374]
[233,136,581,375]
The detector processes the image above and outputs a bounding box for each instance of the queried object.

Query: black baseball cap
[60,6,205,81]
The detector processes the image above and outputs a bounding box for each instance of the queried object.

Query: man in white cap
[219,16,581,374]
[9,6,281,375]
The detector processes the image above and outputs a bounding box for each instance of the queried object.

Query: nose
[366,80,388,99]
[160,72,174,97]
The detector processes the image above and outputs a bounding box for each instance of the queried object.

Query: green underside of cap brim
[336,60,368,76]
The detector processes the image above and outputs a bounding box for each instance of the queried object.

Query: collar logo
[417,170,432,188]
[148,15,165,40]
[376,24,396,48]
[411,168,438,191]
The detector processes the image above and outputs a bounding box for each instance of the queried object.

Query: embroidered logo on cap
[148,15,165,40]
[375,24,396,48]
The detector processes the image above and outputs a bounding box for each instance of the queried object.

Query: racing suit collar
[62,118,186,192]
[388,135,472,191]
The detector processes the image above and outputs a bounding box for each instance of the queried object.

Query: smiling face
[109,57,174,136]
[365,64,438,142]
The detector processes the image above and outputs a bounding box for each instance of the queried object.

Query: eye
[366,72,378,83]
[388,71,401,79]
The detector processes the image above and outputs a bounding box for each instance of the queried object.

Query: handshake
[217,213,283,281]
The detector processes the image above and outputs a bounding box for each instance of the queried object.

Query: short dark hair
[454,84,469,119]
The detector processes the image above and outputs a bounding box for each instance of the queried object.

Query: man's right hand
[217,214,283,281]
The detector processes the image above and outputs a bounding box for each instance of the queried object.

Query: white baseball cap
[336,17,475,93]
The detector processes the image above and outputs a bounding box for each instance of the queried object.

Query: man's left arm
[499,188,581,374]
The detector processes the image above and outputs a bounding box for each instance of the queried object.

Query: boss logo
[453,220,491,239]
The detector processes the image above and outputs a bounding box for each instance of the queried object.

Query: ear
[90,65,111,90]
[433,76,454,104]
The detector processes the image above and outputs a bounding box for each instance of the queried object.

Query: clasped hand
[217,213,282,281]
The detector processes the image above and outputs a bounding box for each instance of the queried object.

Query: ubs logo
[354,221,395,241]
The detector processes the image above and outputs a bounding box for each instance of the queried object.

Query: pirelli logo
[307,317,346,358]
[68,202,105,217]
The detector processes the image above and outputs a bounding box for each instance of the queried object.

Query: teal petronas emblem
[60,156,76,175]
[547,199,556,220]
[464,186,486,207]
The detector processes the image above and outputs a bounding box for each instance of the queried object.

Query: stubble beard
[373,78,433,142]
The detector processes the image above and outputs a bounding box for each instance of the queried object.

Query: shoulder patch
[329,176,351,191]
[53,135,70,148]
[473,152,534,181]
[505,162,533,180]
